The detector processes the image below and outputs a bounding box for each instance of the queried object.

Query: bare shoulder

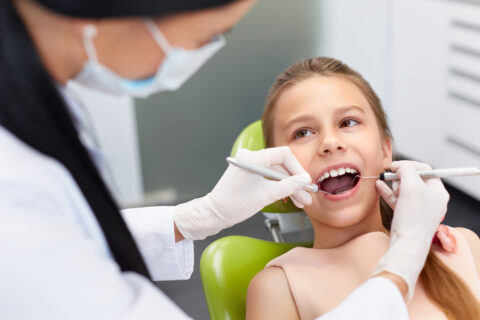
[246,266,300,320]
[455,227,480,243]
[454,227,480,252]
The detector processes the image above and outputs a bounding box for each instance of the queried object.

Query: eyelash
[340,118,360,128]
[293,128,314,140]
[292,118,360,140]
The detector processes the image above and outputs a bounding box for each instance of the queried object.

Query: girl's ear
[381,137,392,170]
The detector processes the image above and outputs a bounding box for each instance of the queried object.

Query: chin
[306,202,372,228]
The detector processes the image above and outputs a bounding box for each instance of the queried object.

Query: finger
[269,173,312,204]
[391,180,400,196]
[290,190,312,208]
[376,180,397,209]
[272,164,290,176]
[290,197,304,208]
[235,147,253,159]
[265,146,309,176]
[390,160,432,172]
[391,161,425,185]
[434,226,457,253]
[239,147,310,178]
[391,161,447,192]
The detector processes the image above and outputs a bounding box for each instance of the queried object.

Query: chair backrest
[200,236,312,320]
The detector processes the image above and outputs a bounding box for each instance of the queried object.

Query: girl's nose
[318,131,346,156]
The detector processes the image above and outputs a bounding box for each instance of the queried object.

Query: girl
[246,57,480,320]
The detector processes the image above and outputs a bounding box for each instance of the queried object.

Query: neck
[311,202,387,249]
[14,0,86,84]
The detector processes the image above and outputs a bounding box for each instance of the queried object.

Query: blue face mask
[73,19,226,98]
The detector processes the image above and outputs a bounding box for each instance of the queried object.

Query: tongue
[321,175,355,194]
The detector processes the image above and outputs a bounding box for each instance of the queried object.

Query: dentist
[0,0,448,319]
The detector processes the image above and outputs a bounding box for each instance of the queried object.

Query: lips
[315,162,362,201]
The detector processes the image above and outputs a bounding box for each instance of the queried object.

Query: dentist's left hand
[173,147,313,240]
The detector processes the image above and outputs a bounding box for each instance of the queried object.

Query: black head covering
[36,0,237,18]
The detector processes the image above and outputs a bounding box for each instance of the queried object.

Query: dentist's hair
[261,57,480,320]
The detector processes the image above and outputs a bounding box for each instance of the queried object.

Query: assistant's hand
[173,147,313,240]
[373,161,450,300]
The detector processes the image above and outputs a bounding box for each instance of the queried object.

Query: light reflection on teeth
[317,167,359,183]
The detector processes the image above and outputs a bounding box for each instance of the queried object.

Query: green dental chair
[200,120,313,320]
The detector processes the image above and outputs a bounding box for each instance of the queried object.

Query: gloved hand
[377,178,456,254]
[373,161,450,300]
[173,147,313,240]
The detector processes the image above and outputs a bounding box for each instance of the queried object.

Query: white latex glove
[373,161,449,300]
[173,147,313,240]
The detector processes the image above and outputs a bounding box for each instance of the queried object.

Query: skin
[246,76,480,319]
[14,0,257,242]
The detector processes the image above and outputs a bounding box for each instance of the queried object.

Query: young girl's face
[271,76,392,228]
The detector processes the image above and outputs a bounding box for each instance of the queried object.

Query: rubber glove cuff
[373,232,431,301]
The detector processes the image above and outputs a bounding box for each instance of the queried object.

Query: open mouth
[317,166,360,195]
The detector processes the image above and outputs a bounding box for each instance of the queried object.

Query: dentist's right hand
[374,160,450,300]
[173,147,313,241]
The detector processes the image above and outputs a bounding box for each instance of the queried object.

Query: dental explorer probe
[226,157,319,192]
[360,166,480,181]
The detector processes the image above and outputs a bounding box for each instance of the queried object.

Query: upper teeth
[318,167,358,183]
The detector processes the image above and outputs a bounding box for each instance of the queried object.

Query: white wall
[319,0,391,108]
[390,0,480,199]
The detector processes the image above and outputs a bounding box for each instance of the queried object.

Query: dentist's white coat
[0,125,194,319]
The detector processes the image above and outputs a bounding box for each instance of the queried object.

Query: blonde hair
[261,57,480,319]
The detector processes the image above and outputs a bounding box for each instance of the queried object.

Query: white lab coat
[0,88,409,319]
[0,125,193,319]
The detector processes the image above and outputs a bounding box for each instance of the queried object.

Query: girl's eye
[294,128,314,139]
[340,118,359,128]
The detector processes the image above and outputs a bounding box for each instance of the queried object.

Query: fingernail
[437,231,448,243]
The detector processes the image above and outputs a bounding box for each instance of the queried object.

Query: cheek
[353,131,386,170]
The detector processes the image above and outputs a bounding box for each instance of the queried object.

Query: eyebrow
[282,105,365,131]
[283,114,315,132]
[336,105,365,116]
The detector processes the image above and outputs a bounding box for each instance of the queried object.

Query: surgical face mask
[73,19,226,98]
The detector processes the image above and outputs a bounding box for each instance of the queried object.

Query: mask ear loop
[82,25,100,63]
[144,19,172,55]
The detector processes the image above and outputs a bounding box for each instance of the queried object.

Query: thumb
[268,173,312,202]
[376,180,396,209]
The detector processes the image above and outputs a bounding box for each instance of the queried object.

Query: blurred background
[69,0,480,318]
